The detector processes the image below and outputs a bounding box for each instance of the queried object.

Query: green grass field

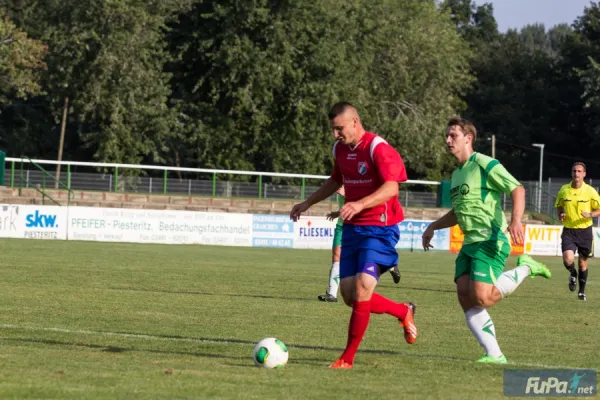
[0,239,597,399]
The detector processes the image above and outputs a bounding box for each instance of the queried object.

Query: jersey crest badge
[358,161,368,175]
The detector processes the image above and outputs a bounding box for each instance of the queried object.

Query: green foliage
[4,0,600,183]
[0,13,46,101]
[167,0,471,179]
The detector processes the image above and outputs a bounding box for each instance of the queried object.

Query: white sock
[327,262,340,297]
[465,307,503,357]
[494,266,531,298]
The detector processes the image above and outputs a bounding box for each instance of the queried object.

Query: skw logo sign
[25,211,59,228]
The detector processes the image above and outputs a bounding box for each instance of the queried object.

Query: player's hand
[339,201,364,221]
[559,212,566,222]
[422,226,435,251]
[326,211,340,221]
[290,201,310,222]
[507,220,524,245]
[581,211,592,219]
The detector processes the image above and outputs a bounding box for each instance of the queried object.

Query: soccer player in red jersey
[290,102,417,369]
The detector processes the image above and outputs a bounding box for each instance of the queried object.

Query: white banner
[68,207,252,246]
[293,216,337,249]
[523,224,563,256]
[3,203,591,258]
[397,220,450,251]
[252,214,294,248]
[0,204,23,238]
[1,204,70,240]
[20,205,68,240]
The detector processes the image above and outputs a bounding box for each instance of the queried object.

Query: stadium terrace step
[0,187,18,197]
[0,186,550,223]
[0,197,36,205]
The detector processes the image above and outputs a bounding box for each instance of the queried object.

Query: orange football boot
[328,359,353,369]
[401,302,418,344]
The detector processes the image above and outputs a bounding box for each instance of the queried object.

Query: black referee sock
[564,262,577,277]
[578,269,588,294]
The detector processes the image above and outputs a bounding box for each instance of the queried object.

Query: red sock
[370,293,408,320]
[340,300,371,364]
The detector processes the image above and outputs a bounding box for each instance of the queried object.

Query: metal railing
[4,157,441,207]
[17,157,75,206]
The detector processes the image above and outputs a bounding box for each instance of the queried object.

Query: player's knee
[563,254,575,266]
[354,285,370,301]
[471,293,494,308]
[457,293,473,311]
[340,293,353,307]
[563,259,574,268]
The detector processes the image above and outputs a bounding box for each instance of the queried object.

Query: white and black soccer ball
[252,337,289,368]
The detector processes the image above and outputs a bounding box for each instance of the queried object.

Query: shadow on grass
[0,334,473,366]
[109,285,460,298]
[108,287,314,302]
[1,337,251,362]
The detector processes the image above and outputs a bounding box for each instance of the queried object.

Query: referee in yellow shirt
[555,162,600,301]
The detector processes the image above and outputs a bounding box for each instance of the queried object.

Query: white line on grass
[0,324,589,370]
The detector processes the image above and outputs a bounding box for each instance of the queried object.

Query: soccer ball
[252,337,289,368]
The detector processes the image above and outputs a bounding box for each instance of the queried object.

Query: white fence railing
[4,157,442,207]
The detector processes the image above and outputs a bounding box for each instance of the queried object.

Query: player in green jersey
[318,186,346,302]
[422,117,552,364]
[318,186,400,302]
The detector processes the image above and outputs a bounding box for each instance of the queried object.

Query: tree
[167,0,473,180]
[1,0,191,165]
[0,14,46,102]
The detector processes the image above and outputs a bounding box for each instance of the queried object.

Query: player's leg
[318,226,343,302]
[562,229,578,292]
[330,225,415,368]
[329,226,360,369]
[389,265,401,284]
[359,225,417,343]
[577,255,588,301]
[575,228,593,301]
[330,268,376,368]
[470,241,551,306]
[467,242,549,363]
[455,273,504,363]
[454,247,504,363]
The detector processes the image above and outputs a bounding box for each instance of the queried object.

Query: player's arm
[581,209,600,218]
[486,160,525,244]
[339,143,405,221]
[357,181,398,210]
[556,206,566,221]
[581,188,600,218]
[555,188,566,221]
[422,208,457,251]
[508,185,525,244]
[339,181,398,221]
[290,177,340,221]
[305,178,341,207]
[428,208,458,231]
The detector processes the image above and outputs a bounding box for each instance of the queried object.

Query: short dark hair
[328,101,355,120]
[447,117,477,142]
[572,162,586,171]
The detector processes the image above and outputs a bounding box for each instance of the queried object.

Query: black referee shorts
[561,226,594,258]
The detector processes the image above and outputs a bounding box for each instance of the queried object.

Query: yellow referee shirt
[554,182,600,229]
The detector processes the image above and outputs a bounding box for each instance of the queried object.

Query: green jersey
[450,152,520,245]
[336,195,345,227]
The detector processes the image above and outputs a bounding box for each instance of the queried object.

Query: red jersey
[330,132,407,226]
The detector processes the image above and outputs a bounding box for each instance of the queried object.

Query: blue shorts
[339,224,400,280]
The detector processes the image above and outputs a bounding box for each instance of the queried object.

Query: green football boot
[477,354,508,364]
[517,255,552,279]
